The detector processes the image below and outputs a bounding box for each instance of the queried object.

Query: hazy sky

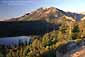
[0,0,85,20]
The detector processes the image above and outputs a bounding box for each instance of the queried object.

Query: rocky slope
[1,7,85,37]
[56,40,85,57]
[0,7,85,57]
[8,7,85,21]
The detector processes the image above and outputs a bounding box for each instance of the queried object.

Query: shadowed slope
[0,20,59,37]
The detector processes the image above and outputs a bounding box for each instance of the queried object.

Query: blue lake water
[0,36,31,46]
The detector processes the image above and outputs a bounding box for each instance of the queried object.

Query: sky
[0,0,85,20]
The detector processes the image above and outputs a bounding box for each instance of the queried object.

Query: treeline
[0,20,59,37]
[0,20,85,57]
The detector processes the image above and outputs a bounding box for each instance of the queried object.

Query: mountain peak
[8,7,85,21]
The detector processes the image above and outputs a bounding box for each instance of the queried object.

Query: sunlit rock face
[70,47,85,57]
[56,40,85,57]
[8,7,85,21]
[81,16,85,21]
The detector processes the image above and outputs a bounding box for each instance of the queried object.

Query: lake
[0,36,31,46]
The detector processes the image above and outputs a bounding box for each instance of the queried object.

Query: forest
[0,19,85,57]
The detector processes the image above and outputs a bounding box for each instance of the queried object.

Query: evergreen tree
[72,24,80,40]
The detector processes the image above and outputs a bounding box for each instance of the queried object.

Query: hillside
[2,7,85,37]
[0,20,59,37]
[8,7,85,21]
[0,7,85,57]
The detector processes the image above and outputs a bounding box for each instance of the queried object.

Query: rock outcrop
[8,7,85,21]
[56,40,85,57]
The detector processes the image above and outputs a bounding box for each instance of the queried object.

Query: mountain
[0,7,85,57]
[8,7,85,21]
[1,7,85,37]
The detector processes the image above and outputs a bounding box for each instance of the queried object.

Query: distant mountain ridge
[8,7,85,21]
[1,7,85,37]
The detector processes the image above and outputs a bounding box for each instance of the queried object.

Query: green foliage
[72,24,81,40]
[72,25,80,33]
[42,33,49,47]
[1,20,84,57]
[0,52,4,57]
